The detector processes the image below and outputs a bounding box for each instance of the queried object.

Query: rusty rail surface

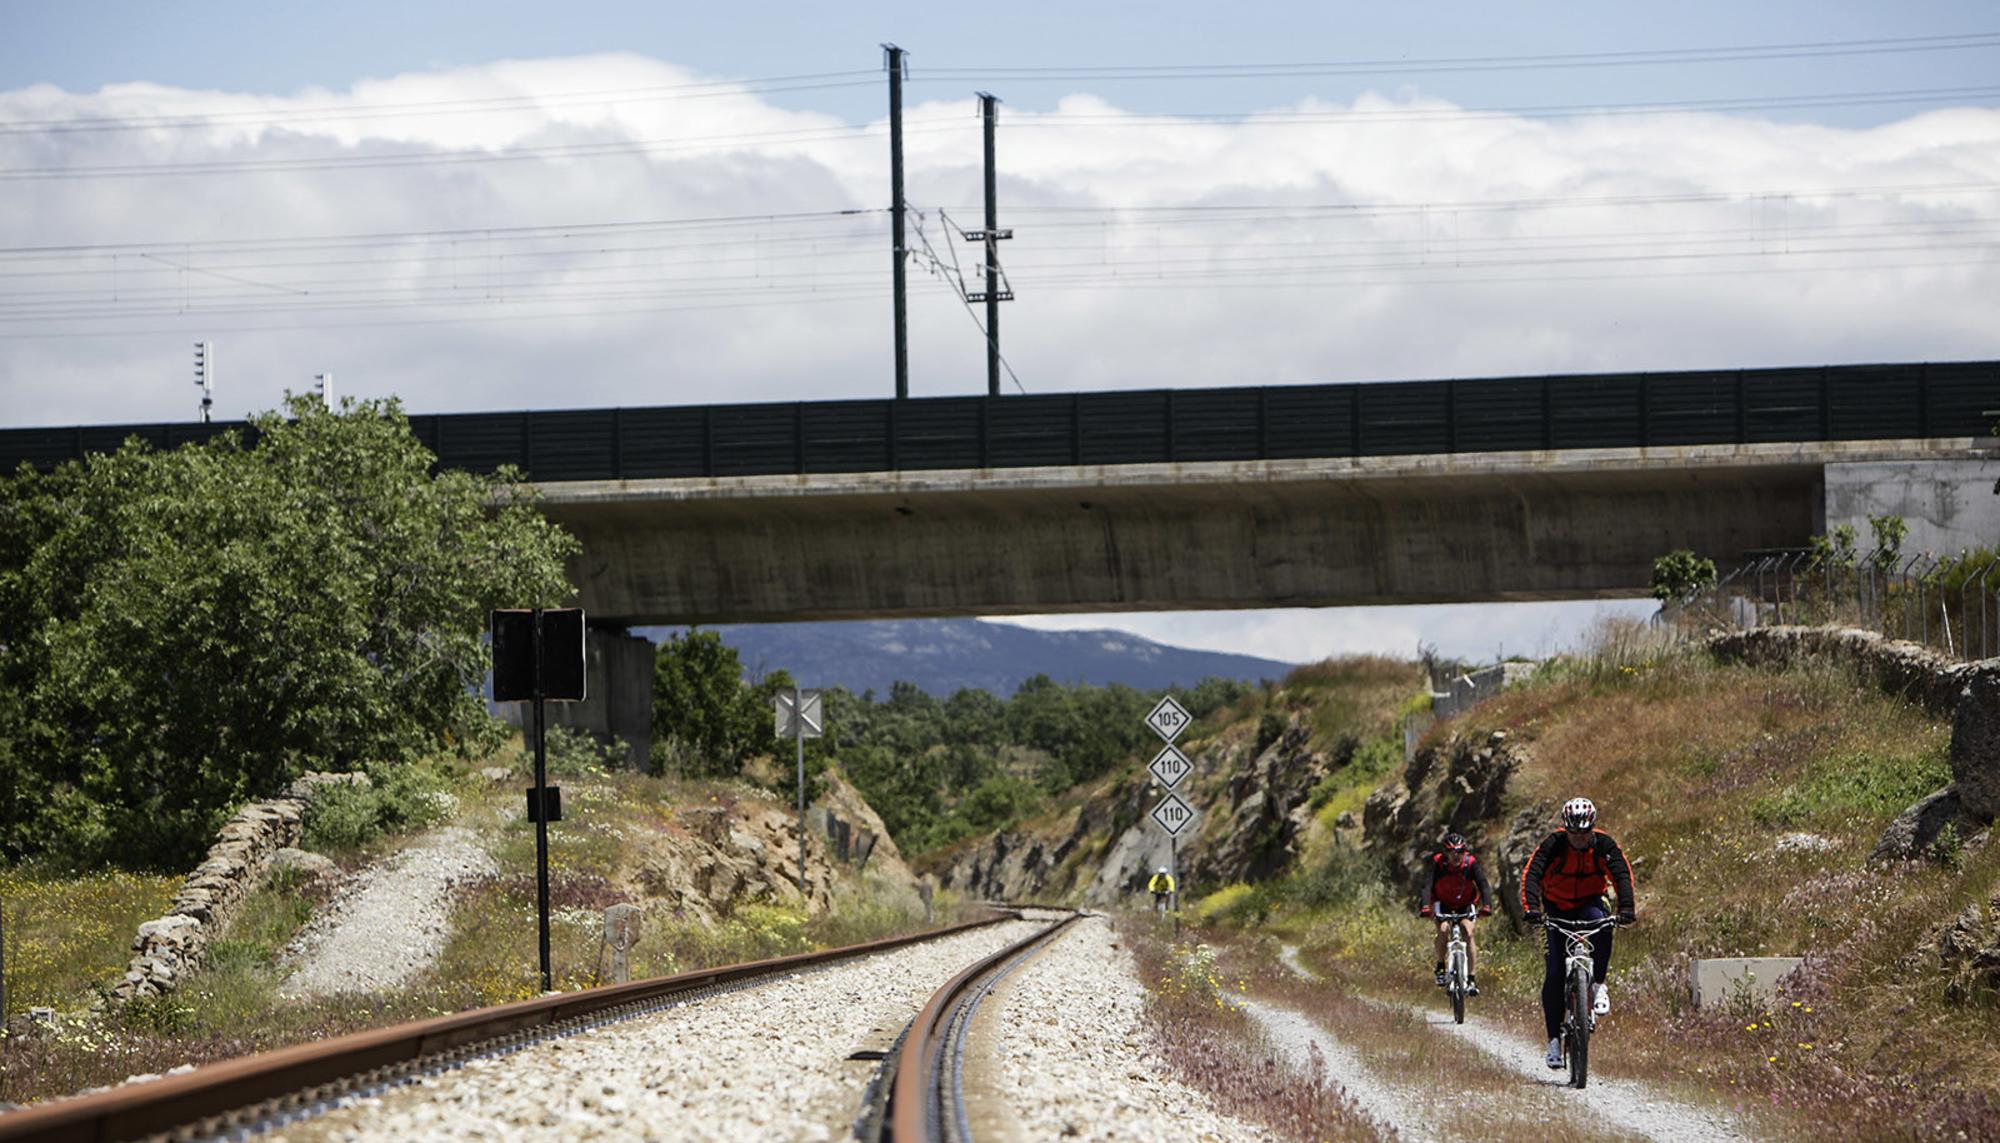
[0,912,1017,1143]
[883,910,1083,1142]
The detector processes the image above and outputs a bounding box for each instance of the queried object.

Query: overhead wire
[916,30,2000,81]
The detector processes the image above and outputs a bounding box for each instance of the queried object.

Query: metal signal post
[491,608,586,994]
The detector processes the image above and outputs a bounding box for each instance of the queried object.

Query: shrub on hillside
[300,760,457,856]
[0,396,576,869]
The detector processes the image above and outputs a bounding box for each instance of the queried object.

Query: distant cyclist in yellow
[1148,866,1176,912]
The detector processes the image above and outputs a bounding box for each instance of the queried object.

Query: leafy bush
[0,396,576,868]
[1651,548,1719,601]
[543,727,630,777]
[301,762,456,855]
[1192,882,1267,926]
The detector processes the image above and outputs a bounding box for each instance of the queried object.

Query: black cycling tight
[1540,905,1613,1039]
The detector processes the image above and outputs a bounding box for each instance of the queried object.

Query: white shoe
[1545,1038,1564,1069]
[1592,983,1610,1017]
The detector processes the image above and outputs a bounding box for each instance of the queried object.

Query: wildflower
[1768,1055,1778,1063]
[1745,1024,1758,1031]
[1791,1001,1802,1008]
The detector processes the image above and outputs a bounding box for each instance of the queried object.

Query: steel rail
[0,911,1017,1143]
[880,910,1084,1142]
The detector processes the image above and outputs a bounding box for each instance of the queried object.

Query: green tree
[651,629,768,777]
[1809,524,1859,571]
[1868,513,1909,570]
[0,396,576,868]
[1649,549,1718,602]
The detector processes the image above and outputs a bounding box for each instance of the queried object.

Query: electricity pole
[314,372,333,408]
[967,93,1013,397]
[885,44,908,400]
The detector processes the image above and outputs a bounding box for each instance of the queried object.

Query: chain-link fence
[1657,547,2000,662]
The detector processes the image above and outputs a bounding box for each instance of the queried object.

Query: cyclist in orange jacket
[1419,832,1494,993]
[1520,797,1637,1069]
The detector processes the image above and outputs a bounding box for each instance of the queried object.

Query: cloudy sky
[4,2,1998,665]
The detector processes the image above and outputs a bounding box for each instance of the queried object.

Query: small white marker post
[775,688,824,891]
[1145,696,1195,931]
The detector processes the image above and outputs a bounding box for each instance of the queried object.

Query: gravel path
[1237,997,1437,1142]
[266,919,1045,1142]
[279,828,496,999]
[1276,944,1761,1143]
[1410,1006,1757,1143]
[980,914,1279,1142]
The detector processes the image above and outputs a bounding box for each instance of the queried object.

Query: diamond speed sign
[1148,745,1193,790]
[1151,793,1195,837]
[1144,695,1192,743]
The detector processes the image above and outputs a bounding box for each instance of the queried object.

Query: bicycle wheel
[1450,949,1466,1024]
[1568,962,1593,1089]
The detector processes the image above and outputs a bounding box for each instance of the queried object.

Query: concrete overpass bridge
[8,360,1996,758]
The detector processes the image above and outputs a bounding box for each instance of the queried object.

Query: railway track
[861,908,1083,1143]
[0,912,1028,1143]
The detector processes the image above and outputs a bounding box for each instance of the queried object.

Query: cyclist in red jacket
[1419,832,1493,994]
[1520,797,1637,1069]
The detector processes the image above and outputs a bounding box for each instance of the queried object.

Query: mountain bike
[1434,906,1479,1024]
[1544,914,1621,1089]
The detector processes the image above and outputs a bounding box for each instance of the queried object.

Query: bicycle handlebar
[1541,915,1623,934]
[1431,907,1481,920]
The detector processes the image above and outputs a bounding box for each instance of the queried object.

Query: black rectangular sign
[539,608,586,702]
[491,609,536,702]
[526,785,563,823]
[490,608,587,702]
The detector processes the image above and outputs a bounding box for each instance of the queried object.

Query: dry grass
[1253,648,2000,1140]
[0,759,971,1107]
[0,867,178,1015]
[1121,915,1385,1142]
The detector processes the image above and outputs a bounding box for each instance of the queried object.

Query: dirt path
[1411,1006,1753,1143]
[1276,945,1764,1143]
[1236,996,1443,1142]
[278,827,494,999]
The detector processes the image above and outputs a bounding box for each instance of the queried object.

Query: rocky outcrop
[1362,730,1528,914]
[635,801,834,923]
[934,715,1344,906]
[1710,627,2000,861]
[110,771,370,1003]
[1953,670,2000,822]
[1911,880,2000,1001]
[814,773,915,884]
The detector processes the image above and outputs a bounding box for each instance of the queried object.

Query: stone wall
[1707,626,2000,861]
[108,772,368,1003]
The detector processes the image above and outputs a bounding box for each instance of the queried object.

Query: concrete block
[1690,957,1804,1009]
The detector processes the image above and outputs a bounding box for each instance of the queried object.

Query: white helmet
[1156,866,1169,874]
[1561,797,1597,831]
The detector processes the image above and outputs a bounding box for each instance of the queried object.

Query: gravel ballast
[267,918,1045,1143]
[279,827,495,999]
[980,915,1277,1142]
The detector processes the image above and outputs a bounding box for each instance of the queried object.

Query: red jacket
[1424,851,1492,911]
[1520,829,1636,913]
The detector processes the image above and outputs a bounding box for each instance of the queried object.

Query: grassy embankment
[0,735,961,1106]
[1178,639,1997,1141]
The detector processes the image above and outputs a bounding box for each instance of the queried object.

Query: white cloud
[1,54,1995,426]
[994,600,1657,666]
[2,57,1993,660]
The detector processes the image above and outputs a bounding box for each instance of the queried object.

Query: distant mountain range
[634,619,1299,698]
